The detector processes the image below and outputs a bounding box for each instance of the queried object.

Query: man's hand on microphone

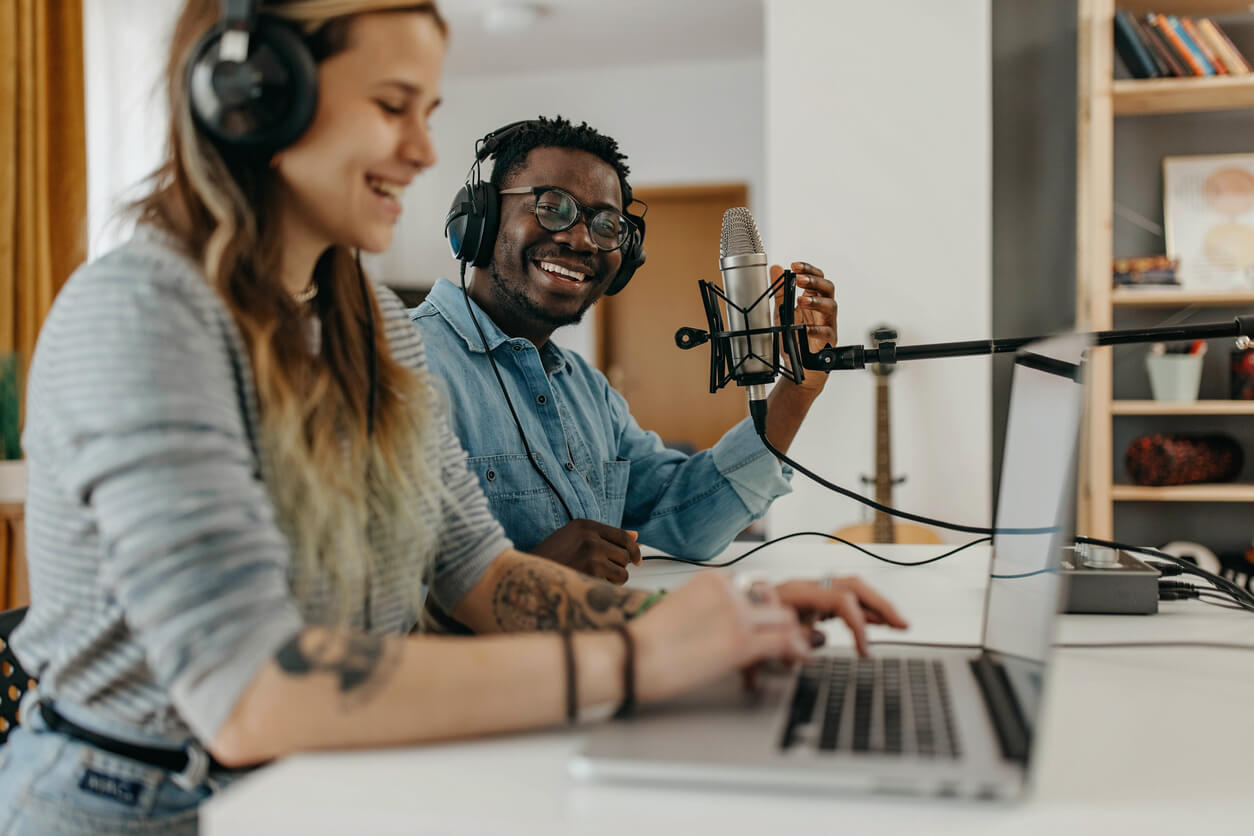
[773,261,836,396]
[528,519,642,585]
[761,261,835,453]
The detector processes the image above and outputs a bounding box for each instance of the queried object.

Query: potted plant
[0,351,23,503]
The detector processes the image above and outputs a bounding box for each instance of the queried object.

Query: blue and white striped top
[13,231,510,746]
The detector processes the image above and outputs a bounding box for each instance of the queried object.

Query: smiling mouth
[366,175,405,200]
[534,259,590,283]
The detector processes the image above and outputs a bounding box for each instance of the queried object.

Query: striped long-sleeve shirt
[14,231,511,745]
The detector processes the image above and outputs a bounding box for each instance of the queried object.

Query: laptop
[571,332,1090,801]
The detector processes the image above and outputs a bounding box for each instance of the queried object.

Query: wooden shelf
[1112,483,1254,501]
[1113,75,1254,116]
[1112,399,1254,414]
[1117,2,1254,15]
[1112,288,1254,307]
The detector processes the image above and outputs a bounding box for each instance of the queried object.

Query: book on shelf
[1166,15,1217,75]
[1117,12,1251,79]
[1112,254,1180,286]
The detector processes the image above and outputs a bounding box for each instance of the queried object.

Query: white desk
[203,543,1254,835]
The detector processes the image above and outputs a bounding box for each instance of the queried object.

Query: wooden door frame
[594,182,750,371]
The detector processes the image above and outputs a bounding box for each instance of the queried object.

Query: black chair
[0,606,32,745]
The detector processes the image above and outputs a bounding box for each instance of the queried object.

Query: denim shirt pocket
[600,459,631,526]
[469,454,565,549]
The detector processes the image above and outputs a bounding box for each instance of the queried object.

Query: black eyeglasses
[498,185,635,252]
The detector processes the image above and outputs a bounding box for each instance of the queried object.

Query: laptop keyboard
[780,657,960,758]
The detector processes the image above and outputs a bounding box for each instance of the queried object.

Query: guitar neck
[872,376,895,544]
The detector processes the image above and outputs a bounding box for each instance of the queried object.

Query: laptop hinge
[969,654,1030,764]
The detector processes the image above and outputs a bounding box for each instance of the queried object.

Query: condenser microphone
[719,207,776,406]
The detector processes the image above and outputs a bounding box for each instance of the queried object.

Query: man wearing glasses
[411,116,835,584]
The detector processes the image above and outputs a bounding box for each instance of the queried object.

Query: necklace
[291,279,319,304]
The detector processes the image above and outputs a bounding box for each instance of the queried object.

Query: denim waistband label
[79,768,145,807]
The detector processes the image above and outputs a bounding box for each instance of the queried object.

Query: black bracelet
[561,628,577,724]
[611,623,636,720]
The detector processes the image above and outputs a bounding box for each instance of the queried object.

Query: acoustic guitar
[834,327,942,545]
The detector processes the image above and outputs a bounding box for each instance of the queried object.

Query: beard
[486,234,606,332]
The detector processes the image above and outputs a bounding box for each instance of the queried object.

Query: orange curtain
[0,0,86,609]
[1,0,87,386]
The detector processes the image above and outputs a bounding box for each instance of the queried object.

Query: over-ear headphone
[187,0,318,152]
[445,120,647,296]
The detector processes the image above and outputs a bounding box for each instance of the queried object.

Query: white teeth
[539,261,587,281]
[366,176,404,199]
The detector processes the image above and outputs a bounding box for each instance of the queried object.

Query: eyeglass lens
[534,189,628,251]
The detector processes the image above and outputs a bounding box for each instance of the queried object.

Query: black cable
[748,403,1055,537]
[641,530,991,569]
[1196,595,1253,613]
[356,251,376,438]
[1055,641,1254,651]
[458,262,574,521]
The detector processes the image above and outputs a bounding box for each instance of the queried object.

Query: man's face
[486,146,625,332]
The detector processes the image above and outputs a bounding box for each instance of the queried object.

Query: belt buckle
[172,744,209,791]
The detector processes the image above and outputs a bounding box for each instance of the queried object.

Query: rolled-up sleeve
[45,271,304,743]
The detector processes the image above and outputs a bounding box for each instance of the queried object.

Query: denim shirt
[411,278,792,560]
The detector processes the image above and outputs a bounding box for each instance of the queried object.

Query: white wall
[763,0,992,541]
[84,0,178,257]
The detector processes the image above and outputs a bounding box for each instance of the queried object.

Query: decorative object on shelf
[1230,345,1254,399]
[0,353,19,460]
[1125,432,1244,487]
[1145,340,1206,401]
[1164,152,1254,291]
[1112,254,1179,286]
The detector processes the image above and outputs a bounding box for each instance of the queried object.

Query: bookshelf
[1076,0,1254,540]
[1113,74,1254,113]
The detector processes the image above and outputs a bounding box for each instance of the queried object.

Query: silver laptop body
[571,333,1090,801]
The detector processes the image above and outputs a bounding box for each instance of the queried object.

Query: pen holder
[1145,352,1203,402]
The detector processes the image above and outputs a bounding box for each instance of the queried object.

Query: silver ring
[818,575,833,591]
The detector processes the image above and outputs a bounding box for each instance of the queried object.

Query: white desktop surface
[202,542,1254,835]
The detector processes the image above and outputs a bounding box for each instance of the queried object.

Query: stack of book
[1112,254,1180,286]
[1114,11,1251,78]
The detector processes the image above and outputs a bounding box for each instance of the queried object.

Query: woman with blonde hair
[0,1,905,831]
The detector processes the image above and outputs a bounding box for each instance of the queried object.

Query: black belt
[38,702,234,775]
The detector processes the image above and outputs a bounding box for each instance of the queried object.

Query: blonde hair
[136,0,450,624]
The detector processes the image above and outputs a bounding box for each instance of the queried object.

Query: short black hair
[487,116,633,208]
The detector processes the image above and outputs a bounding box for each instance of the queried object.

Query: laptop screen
[980,333,1089,725]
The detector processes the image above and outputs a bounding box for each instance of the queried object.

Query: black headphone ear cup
[605,219,646,296]
[445,181,499,267]
[187,18,318,151]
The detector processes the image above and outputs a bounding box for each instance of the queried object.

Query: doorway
[596,183,751,453]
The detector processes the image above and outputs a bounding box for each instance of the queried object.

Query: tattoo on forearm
[492,562,647,632]
[275,629,402,710]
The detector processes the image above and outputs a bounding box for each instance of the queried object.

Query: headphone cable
[459,261,574,522]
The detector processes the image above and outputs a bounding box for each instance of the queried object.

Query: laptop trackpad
[578,668,791,767]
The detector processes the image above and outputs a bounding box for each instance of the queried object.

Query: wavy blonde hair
[136,0,450,624]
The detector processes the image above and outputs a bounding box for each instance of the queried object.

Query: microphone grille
[720,207,764,258]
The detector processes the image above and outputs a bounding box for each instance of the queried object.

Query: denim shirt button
[564,462,575,471]
[536,394,547,405]
[512,344,522,352]
[485,469,496,481]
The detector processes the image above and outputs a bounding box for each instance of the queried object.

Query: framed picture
[1163,152,1254,291]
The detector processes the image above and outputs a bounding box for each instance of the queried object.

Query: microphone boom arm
[676,269,1254,389]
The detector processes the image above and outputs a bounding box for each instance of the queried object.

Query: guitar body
[833,326,942,547]
[832,522,942,546]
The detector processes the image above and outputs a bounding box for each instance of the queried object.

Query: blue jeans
[0,691,221,835]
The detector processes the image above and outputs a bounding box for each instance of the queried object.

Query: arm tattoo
[492,561,648,632]
[275,628,402,710]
